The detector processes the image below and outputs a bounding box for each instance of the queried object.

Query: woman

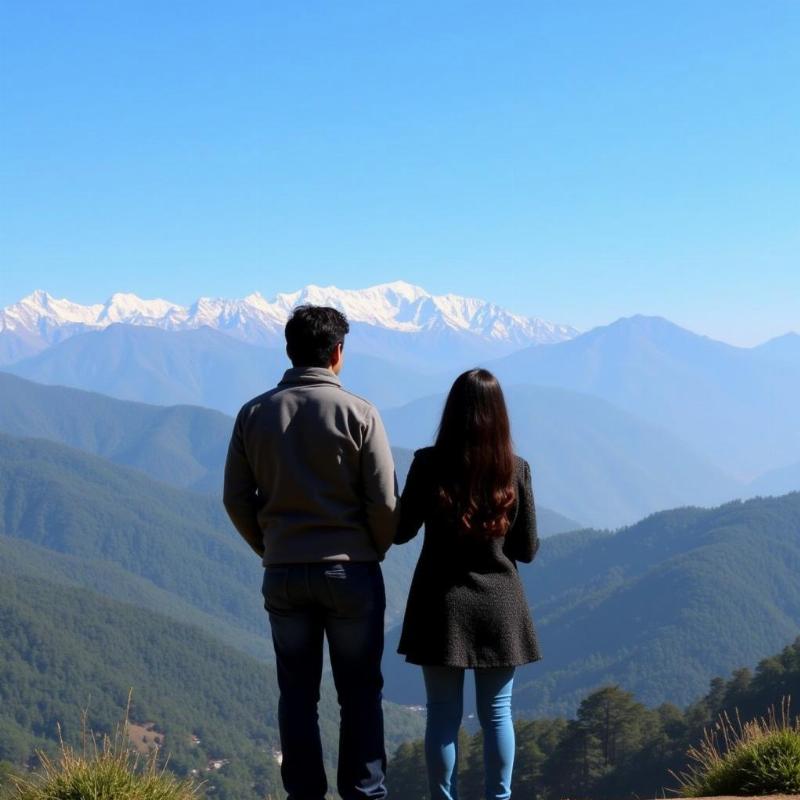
[394,368,541,800]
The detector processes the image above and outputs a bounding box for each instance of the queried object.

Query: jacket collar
[278,366,342,388]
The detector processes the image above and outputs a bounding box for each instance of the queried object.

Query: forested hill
[0,369,233,493]
[0,371,585,534]
[0,431,271,641]
[0,571,423,800]
[0,569,283,799]
[0,371,418,497]
[0,431,417,645]
[384,489,800,716]
[515,490,800,714]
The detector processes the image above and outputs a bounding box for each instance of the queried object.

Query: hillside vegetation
[0,372,580,533]
[384,490,800,716]
[0,432,421,637]
[5,428,800,721]
[0,371,233,493]
[0,428,573,649]
[513,490,800,715]
[389,637,800,800]
[0,432,270,638]
[0,571,283,799]
[0,534,271,662]
[0,371,422,500]
[0,572,422,800]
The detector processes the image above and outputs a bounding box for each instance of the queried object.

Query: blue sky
[1,1,798,345]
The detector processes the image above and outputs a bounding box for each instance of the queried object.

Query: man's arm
[360,406,400,558]
[222,406,265,558]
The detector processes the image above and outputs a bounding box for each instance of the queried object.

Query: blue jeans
[262,561,387,800]
[422,665,516,800]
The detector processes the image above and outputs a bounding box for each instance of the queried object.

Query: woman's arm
[394,451,428,544]
[502,459,539,563]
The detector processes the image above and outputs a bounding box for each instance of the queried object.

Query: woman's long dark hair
[433,368,516,538]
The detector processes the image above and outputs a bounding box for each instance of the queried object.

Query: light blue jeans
[422,665,515,800]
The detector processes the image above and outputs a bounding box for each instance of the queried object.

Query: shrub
[673,697,800,796]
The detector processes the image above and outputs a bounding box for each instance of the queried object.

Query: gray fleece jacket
[223,366,399,565]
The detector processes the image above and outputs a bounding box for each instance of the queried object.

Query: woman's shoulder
[407,446,436,480]
[412,445,436,464]
[513,453,530,474]
[408,447,433,479]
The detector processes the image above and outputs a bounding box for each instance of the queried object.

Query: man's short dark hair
[285,305,350,368]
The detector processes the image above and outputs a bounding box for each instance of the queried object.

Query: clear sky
[1,1,798,345]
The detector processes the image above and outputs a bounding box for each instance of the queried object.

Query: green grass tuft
[6,693,202,800]
[672,697,800,796]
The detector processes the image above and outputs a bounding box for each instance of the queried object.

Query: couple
[223,304,541,800]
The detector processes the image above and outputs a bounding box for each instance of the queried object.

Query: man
[223,304,399,800]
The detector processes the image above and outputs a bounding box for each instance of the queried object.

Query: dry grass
[671,697,800,797]
[7,691,203,800]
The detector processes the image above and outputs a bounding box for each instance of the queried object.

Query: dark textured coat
[394,447,541,668]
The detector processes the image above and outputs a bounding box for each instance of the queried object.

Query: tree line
[389,636,800,799]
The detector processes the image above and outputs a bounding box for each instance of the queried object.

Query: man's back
[224,365,398,565]
[222,304,395,800]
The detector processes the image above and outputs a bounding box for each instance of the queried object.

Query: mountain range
[3,281,799,796]
[4,296,800,524]
[484,314,800,480]
[752,331,800,365]
[0,282,578,370]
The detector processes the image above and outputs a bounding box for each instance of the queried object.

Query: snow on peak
[24,289,52,306]
[1,282,578,348]
[98,292,184,324]
[1,290,104,332]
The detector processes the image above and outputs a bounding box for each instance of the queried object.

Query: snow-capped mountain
[271,282,574,345]
[0,289,184,341]
[0,282,578,366]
